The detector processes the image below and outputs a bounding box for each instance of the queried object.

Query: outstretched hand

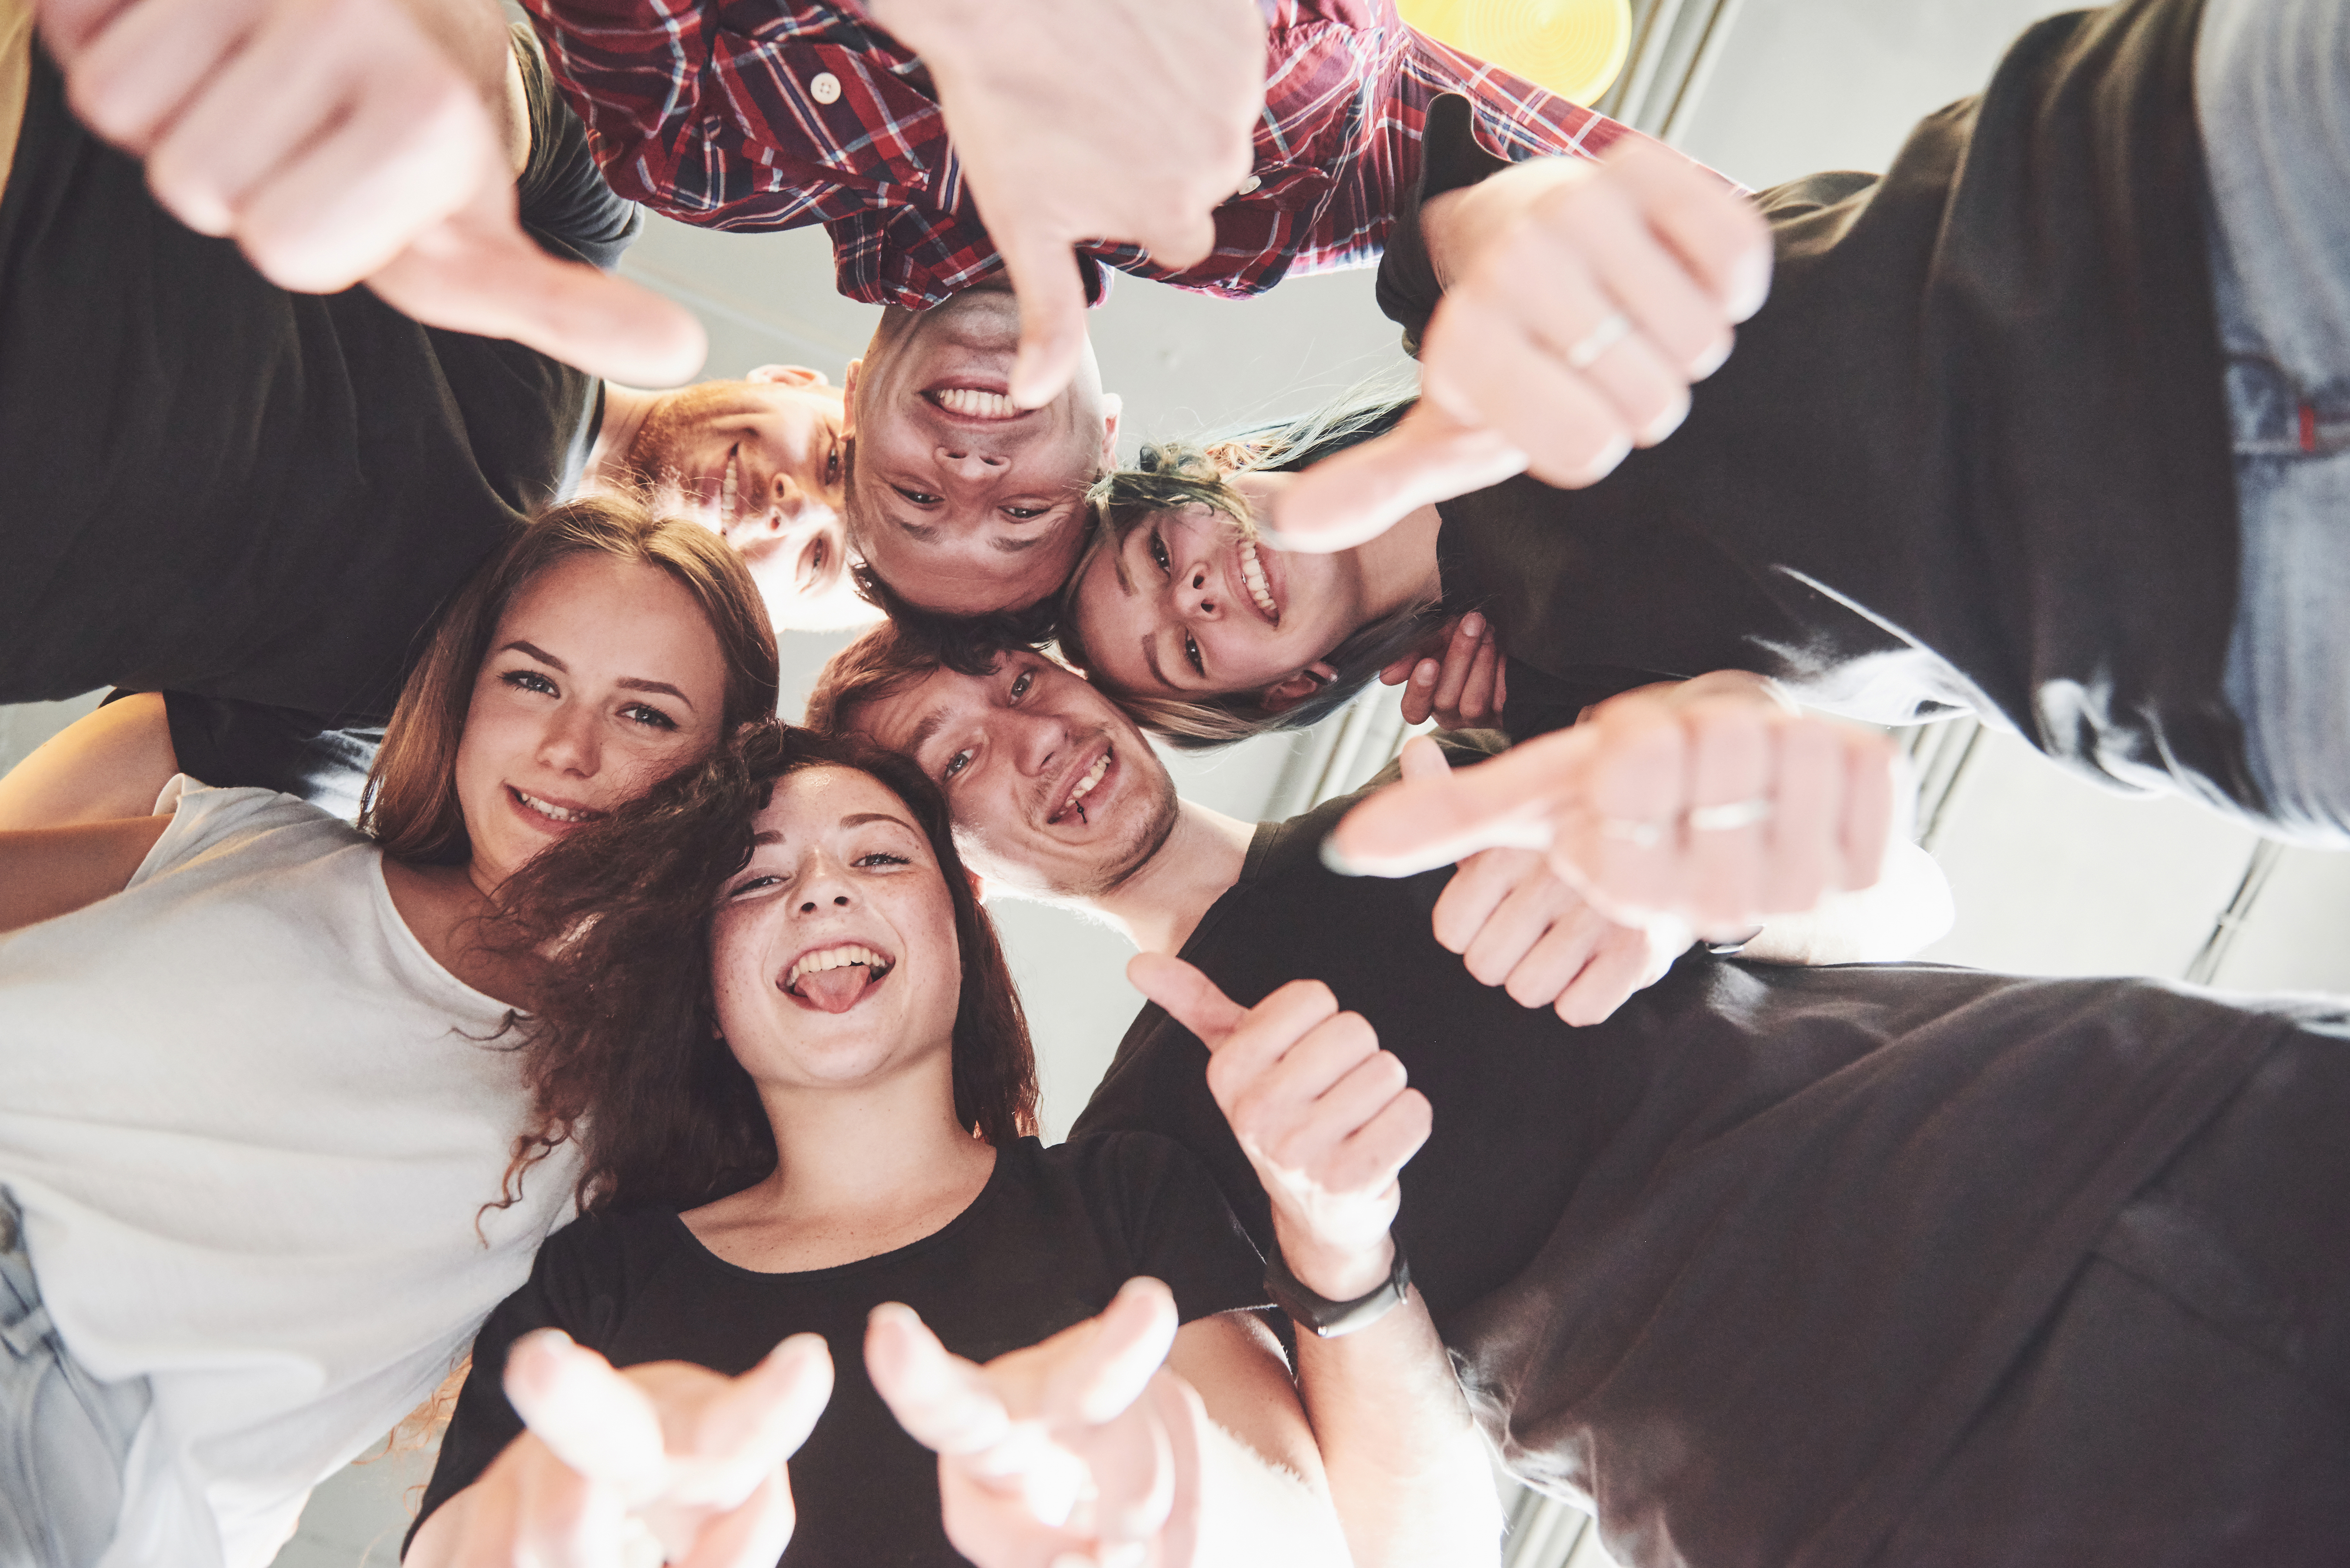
[1329,676,1904,938]
[1271,138,1769,552]
[40,0,705,385]
[410,1329,832,1568]
[868,0,1263,408]
[1402,738,1691,1024]
[869,1278,1205,1568]
[1130,953,1427,1304]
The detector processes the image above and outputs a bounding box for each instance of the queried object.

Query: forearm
[1280,1230,1500,1568]
[1293,1287,1500,1568]
[0,816,171,934]
[399,1488,473,1567]
[1188,1415,1355,1568]
[1740,836,1952,964]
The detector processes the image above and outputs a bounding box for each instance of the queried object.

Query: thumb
[995,226,1093,410]
[1326,727,1594,877]
[1055,1278,1179,1427]
[1126,952,1247,1049]
[1130,205,1219,275]
[369,222,708,387]
[1396,733,1454,785]
[1261,398,1527,554]
[866,1303,1011,1458]
[694,1334,835,1474]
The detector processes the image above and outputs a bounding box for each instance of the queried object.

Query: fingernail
[1462,612,1485,639]
[1414,660,1436,686]
[1728,247,1772,322]
[1579,433,1633,482]
[1320,835,1369,877]
[1690,335,1732,380]
[1642,393,1691,445]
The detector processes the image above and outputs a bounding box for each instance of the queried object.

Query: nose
[536,699,601,776]
[1010,705,1071,780]
[792,855,857,914]
[933,444,1008,481]
[1172,555,1221,622]
[734,476,811,544]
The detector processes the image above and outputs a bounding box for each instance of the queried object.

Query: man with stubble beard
[808,621,2350,1567]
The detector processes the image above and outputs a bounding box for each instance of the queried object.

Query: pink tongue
[797,965,874,1014]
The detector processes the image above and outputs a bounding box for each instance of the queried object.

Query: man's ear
[747,364,830,388]
[1098,391,1123,463]
[841,358,863,436]
[1259,661,1339,714]
[966,868,987,904]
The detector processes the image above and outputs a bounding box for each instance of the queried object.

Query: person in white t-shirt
[0,494,780,1568]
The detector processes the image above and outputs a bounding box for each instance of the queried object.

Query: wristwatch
[1263,1242,1412,1338]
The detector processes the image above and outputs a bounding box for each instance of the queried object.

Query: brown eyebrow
[990,532,1050,555]
[893,513,940,542]
[1141,634,1170,690]
[500,640,695,709]
[906,706,949,760]
[841,811,920,832]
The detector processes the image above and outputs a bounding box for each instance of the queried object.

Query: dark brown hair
[363,493,782,865]
[802,617,969,737]
[496,721,1039,1214]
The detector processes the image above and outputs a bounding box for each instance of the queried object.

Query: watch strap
[1263,1241,1411,1338]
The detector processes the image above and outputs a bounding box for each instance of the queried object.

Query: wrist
[1267,1221,1401,1311]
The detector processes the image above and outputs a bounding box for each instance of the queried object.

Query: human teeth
[786,944,891,990]
[1059,752,1110,818]
[721,453,738,527]
[515,790,595,824]
[1238,538,1277,619]
[934,387,1018,418]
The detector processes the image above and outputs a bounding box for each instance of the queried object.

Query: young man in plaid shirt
[523,0,1668,619]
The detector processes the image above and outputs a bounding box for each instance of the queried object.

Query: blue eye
[622,702,679,731]
[502,669,558,695]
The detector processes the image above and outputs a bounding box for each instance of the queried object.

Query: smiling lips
[1049,748,1112,826]
[509,786,603,828]
[784,943,896,1014]
[1235,536,1279,622]
[921,385,1025,423]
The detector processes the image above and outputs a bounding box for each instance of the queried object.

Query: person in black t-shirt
[818,636,2350,1566]
[1064,0,2350,875]
[408,725,1499,1568]
[0,15,871,829]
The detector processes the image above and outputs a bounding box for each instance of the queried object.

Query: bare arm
[1132,957,1504,1568]
[0,692,178,830]
[0,815,172,935]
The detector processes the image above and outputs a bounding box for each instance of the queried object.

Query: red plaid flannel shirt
[523,0,1658,309]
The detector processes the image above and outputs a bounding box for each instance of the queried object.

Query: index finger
[991,226,1093,410]
[867,1303,1014,1459]
[504,1330,668,1499]
[1326,726,1597,877]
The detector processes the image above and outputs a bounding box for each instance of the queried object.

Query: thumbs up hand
[41,0,706,386]
[1270,137,1768,552]
[1128,953,1428,1303]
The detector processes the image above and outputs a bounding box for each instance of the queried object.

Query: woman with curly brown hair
[407,724,1498,1568]
[0,493,777,1568]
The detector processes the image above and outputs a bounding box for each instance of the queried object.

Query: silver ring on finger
[1687,797,1773,832]
[1565,310,1635,371]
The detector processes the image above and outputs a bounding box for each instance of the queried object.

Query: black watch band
[1263,1242,1411,1338]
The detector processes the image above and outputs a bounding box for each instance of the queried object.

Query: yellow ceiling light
[1399,0,1634,107]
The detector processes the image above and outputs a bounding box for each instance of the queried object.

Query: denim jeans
[2201,0,2350,845]
[0,1193,150,1568]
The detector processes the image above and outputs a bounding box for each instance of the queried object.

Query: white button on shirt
[1234,174,1262,196]
[810,71,842,104]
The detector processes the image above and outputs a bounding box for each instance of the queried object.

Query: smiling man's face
[844,289,1121,617]
[843,649,1177,900]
